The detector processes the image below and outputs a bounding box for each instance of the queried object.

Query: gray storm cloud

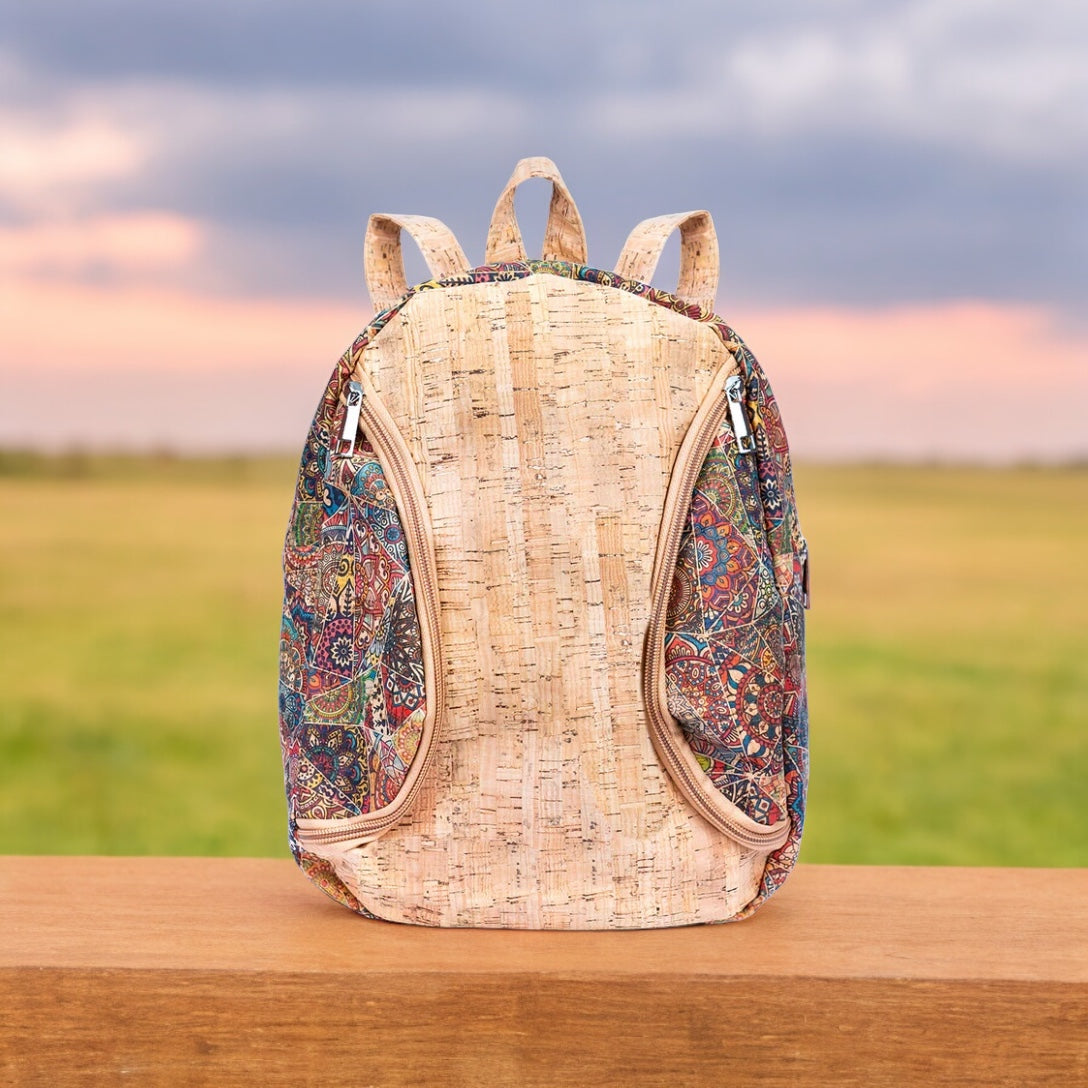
[2,0,1085,313]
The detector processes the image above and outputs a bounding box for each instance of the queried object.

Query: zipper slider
[724,374,755,454]
[337,381,363,457]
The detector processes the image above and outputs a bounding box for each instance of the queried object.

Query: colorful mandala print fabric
[279,404,426,910]
[665,427,788,825]
[664,342,808,912]
[738,346,809,910]
[279,260,808,914]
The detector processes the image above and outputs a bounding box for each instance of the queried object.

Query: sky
[1,0,1085,459]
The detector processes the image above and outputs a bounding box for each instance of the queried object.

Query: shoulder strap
[485,157,588,265]
[364,213,469,313]
[615,211,719,313]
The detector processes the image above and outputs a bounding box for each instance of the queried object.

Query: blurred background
[1,1,1085,864]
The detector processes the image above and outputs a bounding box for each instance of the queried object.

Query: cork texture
[615,211,720,313]
[364,213,470,313]
[484,157,588,265]
[326,275,768,928]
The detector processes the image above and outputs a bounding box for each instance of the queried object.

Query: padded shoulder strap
[365,214,469,313]
[615,211,719,313]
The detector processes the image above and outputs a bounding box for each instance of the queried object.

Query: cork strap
[615,211,719,313]
[484,157,588,265]
[365,213,470,313]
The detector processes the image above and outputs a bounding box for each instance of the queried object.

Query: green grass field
[1,451,1085,865]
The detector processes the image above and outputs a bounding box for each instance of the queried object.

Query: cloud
[589,1,1088,166]
[0,277,365,451]
[737,300,1088,389]
[729,296,1088,461]
[0,213,202,279]
[4,70,1078,310]
[0,109,146,215]
[1,276,1084,459]
[3,2,661,89]
[0,278,365,375]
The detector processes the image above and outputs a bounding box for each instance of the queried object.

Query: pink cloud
[0,113,146,215]
[734,300,1087,389]
[0,214,203,277]
[732,301,1087,460]
[1,280,1084,458]
[0,279,366,375]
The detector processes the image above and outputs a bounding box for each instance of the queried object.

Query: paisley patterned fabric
[735,344,809,911]
[279,426,426,869]
[280,259,808,914]
[665,429,788,826]
[663,340,808,909]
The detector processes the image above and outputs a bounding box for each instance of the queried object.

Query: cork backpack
[278,158,809,928]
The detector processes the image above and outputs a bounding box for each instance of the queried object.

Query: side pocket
[663,409,790,830]
[644,361,790,851]
[733,346,811,913]
[281,369,442,860]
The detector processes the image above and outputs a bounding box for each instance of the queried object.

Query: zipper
[337,381,364,457]
[301,359,785,852]
[642,362,790,851]
[295,371,445,852]
[725,374,755,453]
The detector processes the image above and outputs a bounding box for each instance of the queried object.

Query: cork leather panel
[329,276,766,928]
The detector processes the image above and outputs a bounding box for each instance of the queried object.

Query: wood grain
[1,858,1085,1085]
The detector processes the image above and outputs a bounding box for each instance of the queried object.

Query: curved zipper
[295,369,444,853]
[642,361,790,852]
[299,357,787,854]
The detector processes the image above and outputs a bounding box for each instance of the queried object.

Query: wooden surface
[1,859,1085,1086]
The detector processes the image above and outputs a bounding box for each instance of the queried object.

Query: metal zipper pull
[337,381,363,457]
[724,374,755,453]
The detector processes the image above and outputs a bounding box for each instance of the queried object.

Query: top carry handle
[484,156,588,265]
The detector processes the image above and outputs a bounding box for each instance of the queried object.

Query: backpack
[278,158,809,929]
